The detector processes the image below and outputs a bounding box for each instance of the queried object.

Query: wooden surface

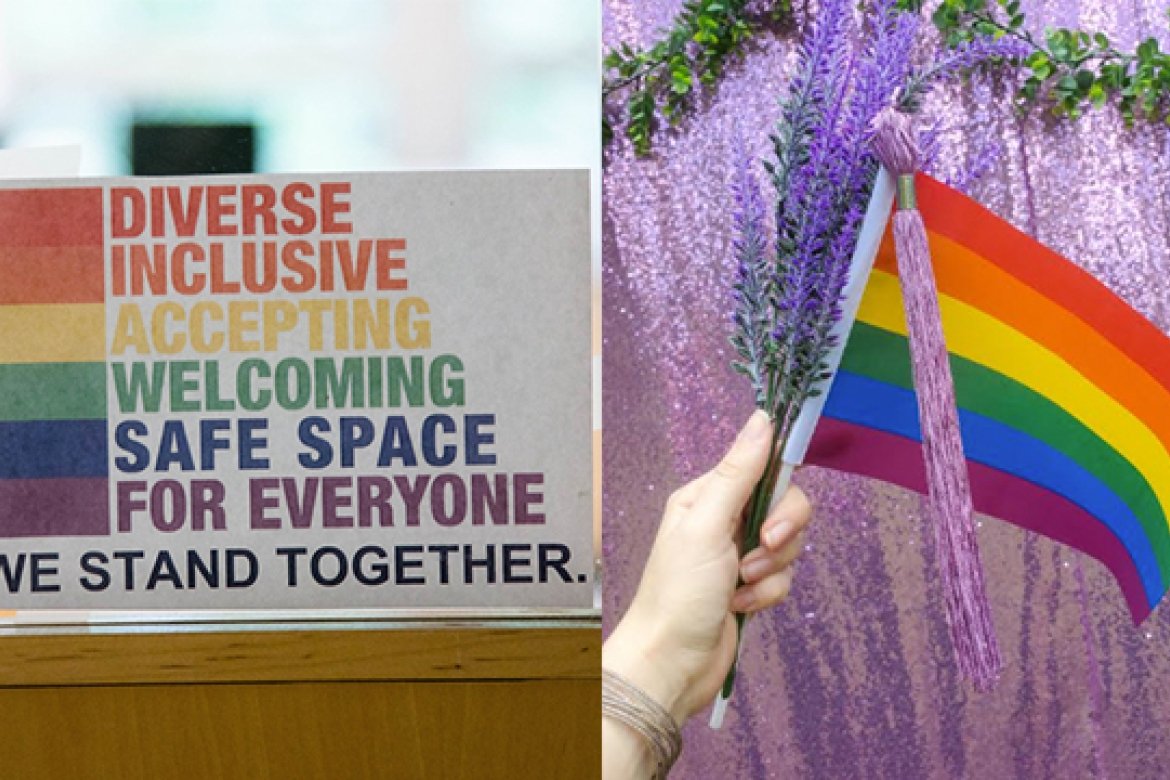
[0,623,598,686]
[0,623,600,779]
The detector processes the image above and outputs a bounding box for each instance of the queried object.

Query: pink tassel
[870,108,1003,690]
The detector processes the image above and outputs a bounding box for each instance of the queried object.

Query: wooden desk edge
[0,623,601,688]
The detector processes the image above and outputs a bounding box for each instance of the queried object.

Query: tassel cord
[872,107,1003,690]
[892,207,1003,687]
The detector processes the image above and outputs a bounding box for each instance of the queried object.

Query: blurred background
[0,0,598,175]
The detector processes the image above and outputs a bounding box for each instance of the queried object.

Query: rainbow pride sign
[0,171,592,611]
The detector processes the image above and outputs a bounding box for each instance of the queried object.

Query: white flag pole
[782,168,895,464]
[708,169,895,730]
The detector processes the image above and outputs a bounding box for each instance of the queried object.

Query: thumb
[690,410,774,533]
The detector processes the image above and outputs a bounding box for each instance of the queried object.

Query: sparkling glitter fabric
[602,2,1170,778]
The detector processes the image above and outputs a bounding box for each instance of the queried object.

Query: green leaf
[1102,61,1129,89]
[932,4,956,31]
[1031,59,1053,80]
[1047,28,1072,60]
[1089,81,1107,107]
[974,20,998,37]
[1075,69,1095,90]
[1019,78,1039,101]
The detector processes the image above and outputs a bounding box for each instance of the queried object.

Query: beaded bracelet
[601,668,682,778]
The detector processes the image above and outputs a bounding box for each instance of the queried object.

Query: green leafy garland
[602,0,790,155]
[907,0,1170,123]
[604,0,1170,156]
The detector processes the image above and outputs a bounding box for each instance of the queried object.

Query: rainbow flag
[0,187,109,537]
[807,174,1170,623]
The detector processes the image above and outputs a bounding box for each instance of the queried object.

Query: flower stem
[710,413,793,728]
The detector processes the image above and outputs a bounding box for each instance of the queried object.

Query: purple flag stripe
[0,477,109,537]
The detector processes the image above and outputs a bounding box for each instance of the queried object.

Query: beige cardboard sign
[0,170,592,610]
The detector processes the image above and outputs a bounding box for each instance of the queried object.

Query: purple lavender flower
[728,0,1017,436]
[933,34,1030,79]
[729,139,773,406]
[946,138,1004,192]
[829,0,921,261]
[901,34,1030,110]
[761,0,921,419]
[767,0,852,240]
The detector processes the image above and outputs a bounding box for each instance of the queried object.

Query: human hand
[603,410,812,726]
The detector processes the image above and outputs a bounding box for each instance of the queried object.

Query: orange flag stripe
[912,174,1170,394]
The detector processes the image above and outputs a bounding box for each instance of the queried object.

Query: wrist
[603,712,658,778]
[603,607,692,725]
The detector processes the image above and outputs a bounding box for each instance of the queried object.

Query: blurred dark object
[131,122,255,175]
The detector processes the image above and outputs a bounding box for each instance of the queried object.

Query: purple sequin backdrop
[602,1,1170,778]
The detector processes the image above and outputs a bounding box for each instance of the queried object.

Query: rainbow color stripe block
[0,188,109,537]
[808,174,1170,622]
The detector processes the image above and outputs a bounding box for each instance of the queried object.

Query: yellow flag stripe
[0,304,105,363]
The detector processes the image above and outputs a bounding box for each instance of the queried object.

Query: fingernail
[764,521,790,549]
[739,410,772,444]
[741,557,770,582]
[731,590,756,612]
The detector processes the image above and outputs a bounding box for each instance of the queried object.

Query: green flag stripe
[0,362,107,421]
